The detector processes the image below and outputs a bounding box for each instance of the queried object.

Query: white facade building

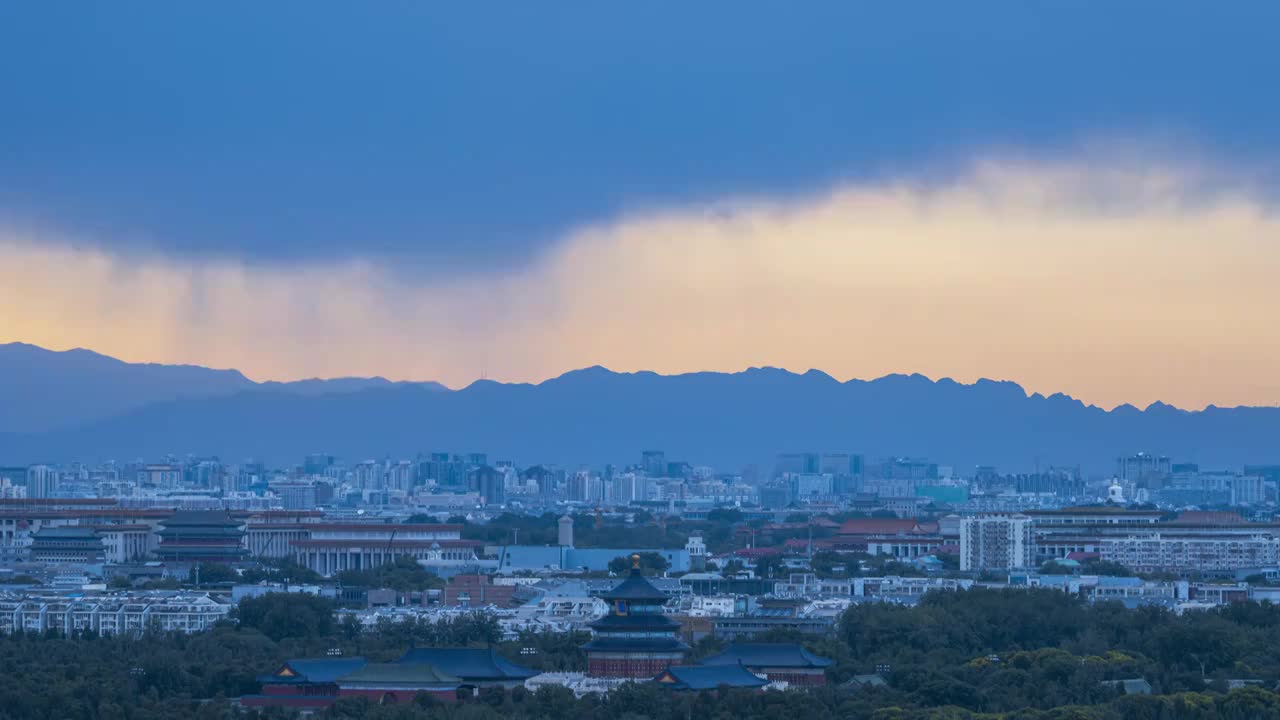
[960,514,1033,571]
[0,592,231,635]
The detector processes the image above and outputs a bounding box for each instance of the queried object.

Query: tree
[240,558,324,585]
[1041,561,1077,575]
[336,556,444,591]
[753,554,785,580]
[235,592,335,641]
[0,574,40,585]
[706,508,745,524]
[189,563,238,585]
[810,550,851,578]
[608,552,670,576]
[141,577,183,590]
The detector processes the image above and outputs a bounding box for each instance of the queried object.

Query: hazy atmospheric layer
[2,156,1278,412]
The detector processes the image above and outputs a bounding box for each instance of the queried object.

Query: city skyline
[7,6,1280,719]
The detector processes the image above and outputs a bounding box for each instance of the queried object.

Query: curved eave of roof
[582,637,691,652]
[395,647,538,680]
[701,643,835,668]
[657,665,768,690]
[601,573,671,602]
[589,615,682,631]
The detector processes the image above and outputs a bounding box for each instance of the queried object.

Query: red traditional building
[154,510,248,563]
[241,657,462,710]
[584,555,688,678]
[833,517,943,558]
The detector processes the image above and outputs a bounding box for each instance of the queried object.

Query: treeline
[8,588,1280,719]
[314,683,1280,720]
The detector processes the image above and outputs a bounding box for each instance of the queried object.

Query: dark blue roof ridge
[601,567,670,601]
[655,664,768,690]
[582,637,691,652]
[267,657,369,683]
[699,643,834,668]
[395,646,537,680]
[591,612,681,625]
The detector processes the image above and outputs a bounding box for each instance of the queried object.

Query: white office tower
[960,514,1033,571]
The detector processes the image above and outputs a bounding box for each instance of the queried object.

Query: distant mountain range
[2,342,1278,472]
[0,342,446,433]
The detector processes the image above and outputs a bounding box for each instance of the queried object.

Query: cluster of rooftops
[247,642,833,702]
[244,557,834,708]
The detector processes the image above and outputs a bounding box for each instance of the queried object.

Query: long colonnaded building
[254,523,481,575]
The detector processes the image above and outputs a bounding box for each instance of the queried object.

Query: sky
[2,3,1279,410]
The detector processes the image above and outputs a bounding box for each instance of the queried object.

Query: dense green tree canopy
[335,557,444,592]
[608,552,670,576]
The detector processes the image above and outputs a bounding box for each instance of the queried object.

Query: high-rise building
[642,451,667,478]
[25,465,57,498]
[521,465,557,498]
[187,458,224,489]
[353,460,382,489]
[469,466,506,506]
[1230,474,1266,506]
[568,471,600,503]
[387,460,416,491]
[960,514,1033,571]
[605,472,648,505]
[273,482,318,510]
[819,453,861,477]
[303,454,336,475]
[1117,452,1171,484]
[877,458,939,482]
[420,453,472,488]
[665,461,693,480]
[759,483,792,509]
[137,464,181,490]
[776,453,820,476]
[789,474,833,501]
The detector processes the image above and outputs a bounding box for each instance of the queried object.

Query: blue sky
[2,2,1277,266]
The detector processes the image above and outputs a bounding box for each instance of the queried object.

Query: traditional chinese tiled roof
[581,636,691,652]
[600,567,670,602]
[838,518,937,536]
[699,643,834,669]
[589,613,682,631]
[261,657,368,684]
[395,647,537,681]
[337,663,460,687]
[654,664,767,690]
